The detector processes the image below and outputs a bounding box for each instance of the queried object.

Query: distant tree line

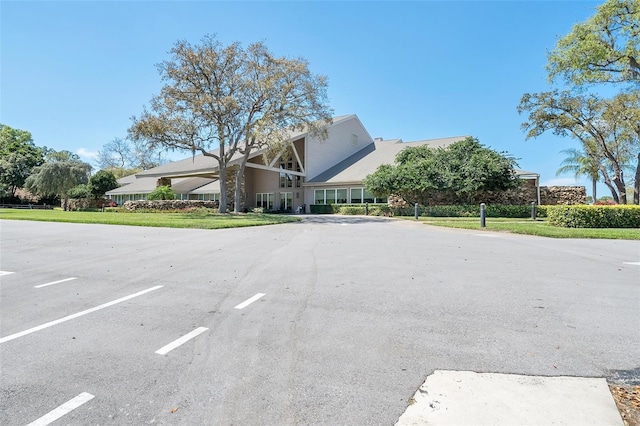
[0,124,119,210]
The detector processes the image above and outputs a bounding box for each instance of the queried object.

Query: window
[336,189,347,204]
[256,193,274,210]
[350,188,363,204]
[350,188,386,204]
[314,189,348,204]
[351,133,359,147]
[197,193,219,202]
[279,151,295,188]
[280,192,293,212]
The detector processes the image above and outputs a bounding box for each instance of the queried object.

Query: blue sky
[2,1,606,196]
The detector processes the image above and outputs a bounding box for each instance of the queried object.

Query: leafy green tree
[25,152,92,210]
[364,137,519,205]
[547,0,640,86]
[129,34,332,213]
[67,184,93,199]
[44,149,81,162]
[0,124,44,198]
[518,90,630,203]
[147,185,175,200]
[88,170,119,198]
[602,90,640,203]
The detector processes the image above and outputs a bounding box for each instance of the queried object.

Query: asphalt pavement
[0,216,638,425]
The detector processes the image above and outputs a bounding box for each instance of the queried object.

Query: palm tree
[556,143,601,203]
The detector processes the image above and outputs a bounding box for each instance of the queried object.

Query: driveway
[1,218,638,425]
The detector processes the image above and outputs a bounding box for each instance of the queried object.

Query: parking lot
[1,218,638,425]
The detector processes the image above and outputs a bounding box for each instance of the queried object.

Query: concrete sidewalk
[396,370,623,425]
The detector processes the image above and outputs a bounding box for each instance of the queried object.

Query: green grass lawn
[2,209,638,239]
[414,217,640,240]
[0,208,301,229]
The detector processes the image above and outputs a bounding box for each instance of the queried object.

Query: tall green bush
[147,185,176,200]
[547,205,640,228]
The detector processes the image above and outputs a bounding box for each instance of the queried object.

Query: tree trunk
[233,159,248,213]
[218,160,227,214]
[591,178,597,204]
[598,165,620,204]
[612,174,627,204]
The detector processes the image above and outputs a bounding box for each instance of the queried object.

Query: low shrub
[388,204,547,218]
[147,185,176,200]
[338,205,366,215]
[124,200,219,211]
[547,205,640,228]
[310,204,335,214]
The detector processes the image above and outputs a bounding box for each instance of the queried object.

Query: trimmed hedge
[310,204,335,214]
[124,200,219,212]
[316,203,547,218]
[547,205,640,228]
[392,204,548,218]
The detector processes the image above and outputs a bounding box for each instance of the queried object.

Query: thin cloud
[77,147,98,160]
[541,177,579,187]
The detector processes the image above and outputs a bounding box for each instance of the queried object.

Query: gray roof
[307,136,469,184]
[106,177,217,195]
[189,180,221,194]
[514,169,540,178]
[134,115,354,179]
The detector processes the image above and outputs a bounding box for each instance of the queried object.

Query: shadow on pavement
[296,214,394,225]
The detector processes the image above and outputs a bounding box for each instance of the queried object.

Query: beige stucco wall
[305,116,374,181]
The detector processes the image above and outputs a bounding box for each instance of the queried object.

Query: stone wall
[123,200,219,211]
[540,186,586,205]
[67,198,114,211]
[387,183,586,206]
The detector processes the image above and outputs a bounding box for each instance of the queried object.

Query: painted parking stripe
[234,293,266,309]
[0,271,15,276]
[155,327,208,355]
[0,285,163,344]
[34,277,77,288]
[26,392,94,426]
[623,262,640,266]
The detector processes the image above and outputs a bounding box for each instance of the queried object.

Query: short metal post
[480,203,486,227]
[414,203,419,220]
[365,202,369,216]
[530,201,536,220]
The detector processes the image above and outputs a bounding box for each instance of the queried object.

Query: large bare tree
[129,35,332,213]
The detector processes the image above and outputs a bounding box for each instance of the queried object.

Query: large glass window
[197,193,220,201]
[314,189,348,204]
[279,151,296,188]
[350,188,386,204]
[350,188,363,204]
[363,189,375,204]
[256,193,274,210]
[280,192,292,212]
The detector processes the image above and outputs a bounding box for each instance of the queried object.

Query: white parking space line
[26,392,94,426]
[623,262,640,266]
[0,285,163,344]
[155,327,208,355]
[0,271,15,276]
[234,293,266,309]
[34,277,77,288]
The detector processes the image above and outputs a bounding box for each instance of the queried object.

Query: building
[106,114,540,210]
